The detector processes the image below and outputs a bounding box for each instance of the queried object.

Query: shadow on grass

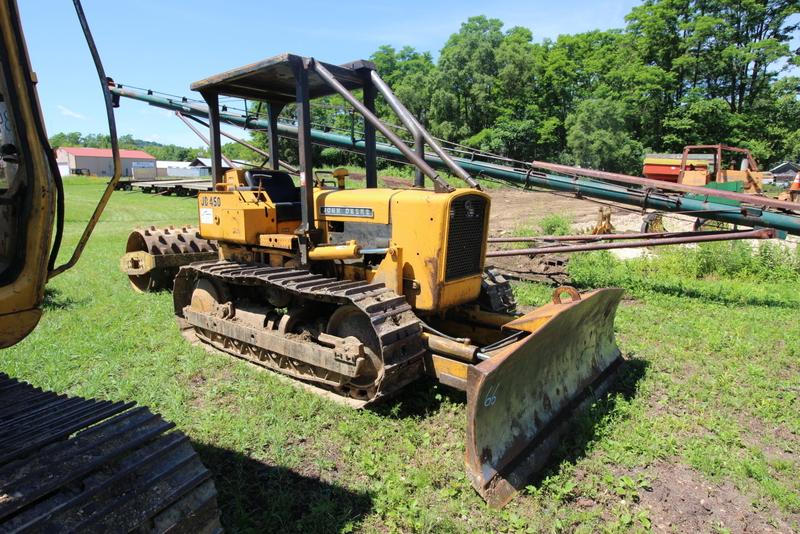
[373,353,649,500]
[628,280,800,309]
[369,376,466,419]
[568,276,800,309]
[193,442,372,534]
[43,287,84,310]
[526,355,649,485]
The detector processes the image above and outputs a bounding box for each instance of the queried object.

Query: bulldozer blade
[465,287,624,508]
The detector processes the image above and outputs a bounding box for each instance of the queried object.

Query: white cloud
[57,105,85,119]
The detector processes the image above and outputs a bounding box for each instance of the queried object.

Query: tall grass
[504,214,574,250]
[568,240,800,307]
[538,214,573,236]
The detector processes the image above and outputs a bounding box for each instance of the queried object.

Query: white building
[156,160,197,177]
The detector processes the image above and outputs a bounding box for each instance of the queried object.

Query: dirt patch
[486,188,628,236]
[351,172,409,189]
[489,254,571,285]
[484,187,701,235]
[483,188,649,277]
[737,415,798,464]
[636,462,797,533]
[482,188,610,282]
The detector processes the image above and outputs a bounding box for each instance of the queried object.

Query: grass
[3,177,799,533]
[502,214,574,250]
[510,214,574,239]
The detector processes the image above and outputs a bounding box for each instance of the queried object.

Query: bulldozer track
[0,374,221,533]
[174,260,426,404]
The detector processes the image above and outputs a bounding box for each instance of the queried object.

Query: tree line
[51,0,799,175]
[48,132,207,162]
[48,131,258,163]
[366,0,798,173]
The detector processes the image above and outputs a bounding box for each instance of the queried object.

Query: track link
[0,374,221,534]
[174,261,426,404]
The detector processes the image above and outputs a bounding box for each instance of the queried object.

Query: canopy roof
[190,53,374,103]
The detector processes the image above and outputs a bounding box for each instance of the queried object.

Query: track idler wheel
[326,305,384,399]
[190,278,231,318]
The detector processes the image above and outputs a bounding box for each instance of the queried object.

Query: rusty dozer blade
[465,287,624,508]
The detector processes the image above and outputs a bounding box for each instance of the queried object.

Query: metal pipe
[422,332,479,363]
[370,70,481,190]
[413,130,425,188]
[266,102,283,171]
[486,228,775,257]
[108,84,800,235]
[49,0,121,278]
[291,56,316,262]
[201,90,223,186]
[361,76,378,188]
[175,112,237,169]
[183,113,297,173]
[531,160,799,213]
[312,61,454,193]
[488,230,741,243]
[308,242,360,260]
[367,72,425,188]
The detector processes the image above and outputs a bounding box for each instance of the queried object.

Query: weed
[539,213,573,236]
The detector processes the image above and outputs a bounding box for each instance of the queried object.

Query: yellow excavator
[121,54,624,507]
[0,1,220,530]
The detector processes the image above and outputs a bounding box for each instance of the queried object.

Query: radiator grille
[445,194,487,281]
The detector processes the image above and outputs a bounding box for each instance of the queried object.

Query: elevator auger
[108,82,800,236]
[121,53,624,506]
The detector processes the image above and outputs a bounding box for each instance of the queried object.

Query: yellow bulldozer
[0,1,220,530]
[121,54,624,507]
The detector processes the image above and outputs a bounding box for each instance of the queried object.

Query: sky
[16,1,793,148]
[17,0,643,147]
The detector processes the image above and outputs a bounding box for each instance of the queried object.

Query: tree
[627,0,799,112]
[50,3,800,173]
[48,131,83,148]
[430,16,506,139]
[565,97,645,173]
[662,92,735,149]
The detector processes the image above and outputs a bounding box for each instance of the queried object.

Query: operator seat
[243,170,302,222]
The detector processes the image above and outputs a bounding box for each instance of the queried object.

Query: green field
[3,177,798,533]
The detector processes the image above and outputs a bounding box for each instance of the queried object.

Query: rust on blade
[465,288,624,507]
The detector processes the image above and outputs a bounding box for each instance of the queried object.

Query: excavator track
[0,374,221,533]
[173,260,426,405]
[123,226,218,292]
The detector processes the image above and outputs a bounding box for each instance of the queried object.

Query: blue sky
[16,1,794,148]
[18,0,642,147]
